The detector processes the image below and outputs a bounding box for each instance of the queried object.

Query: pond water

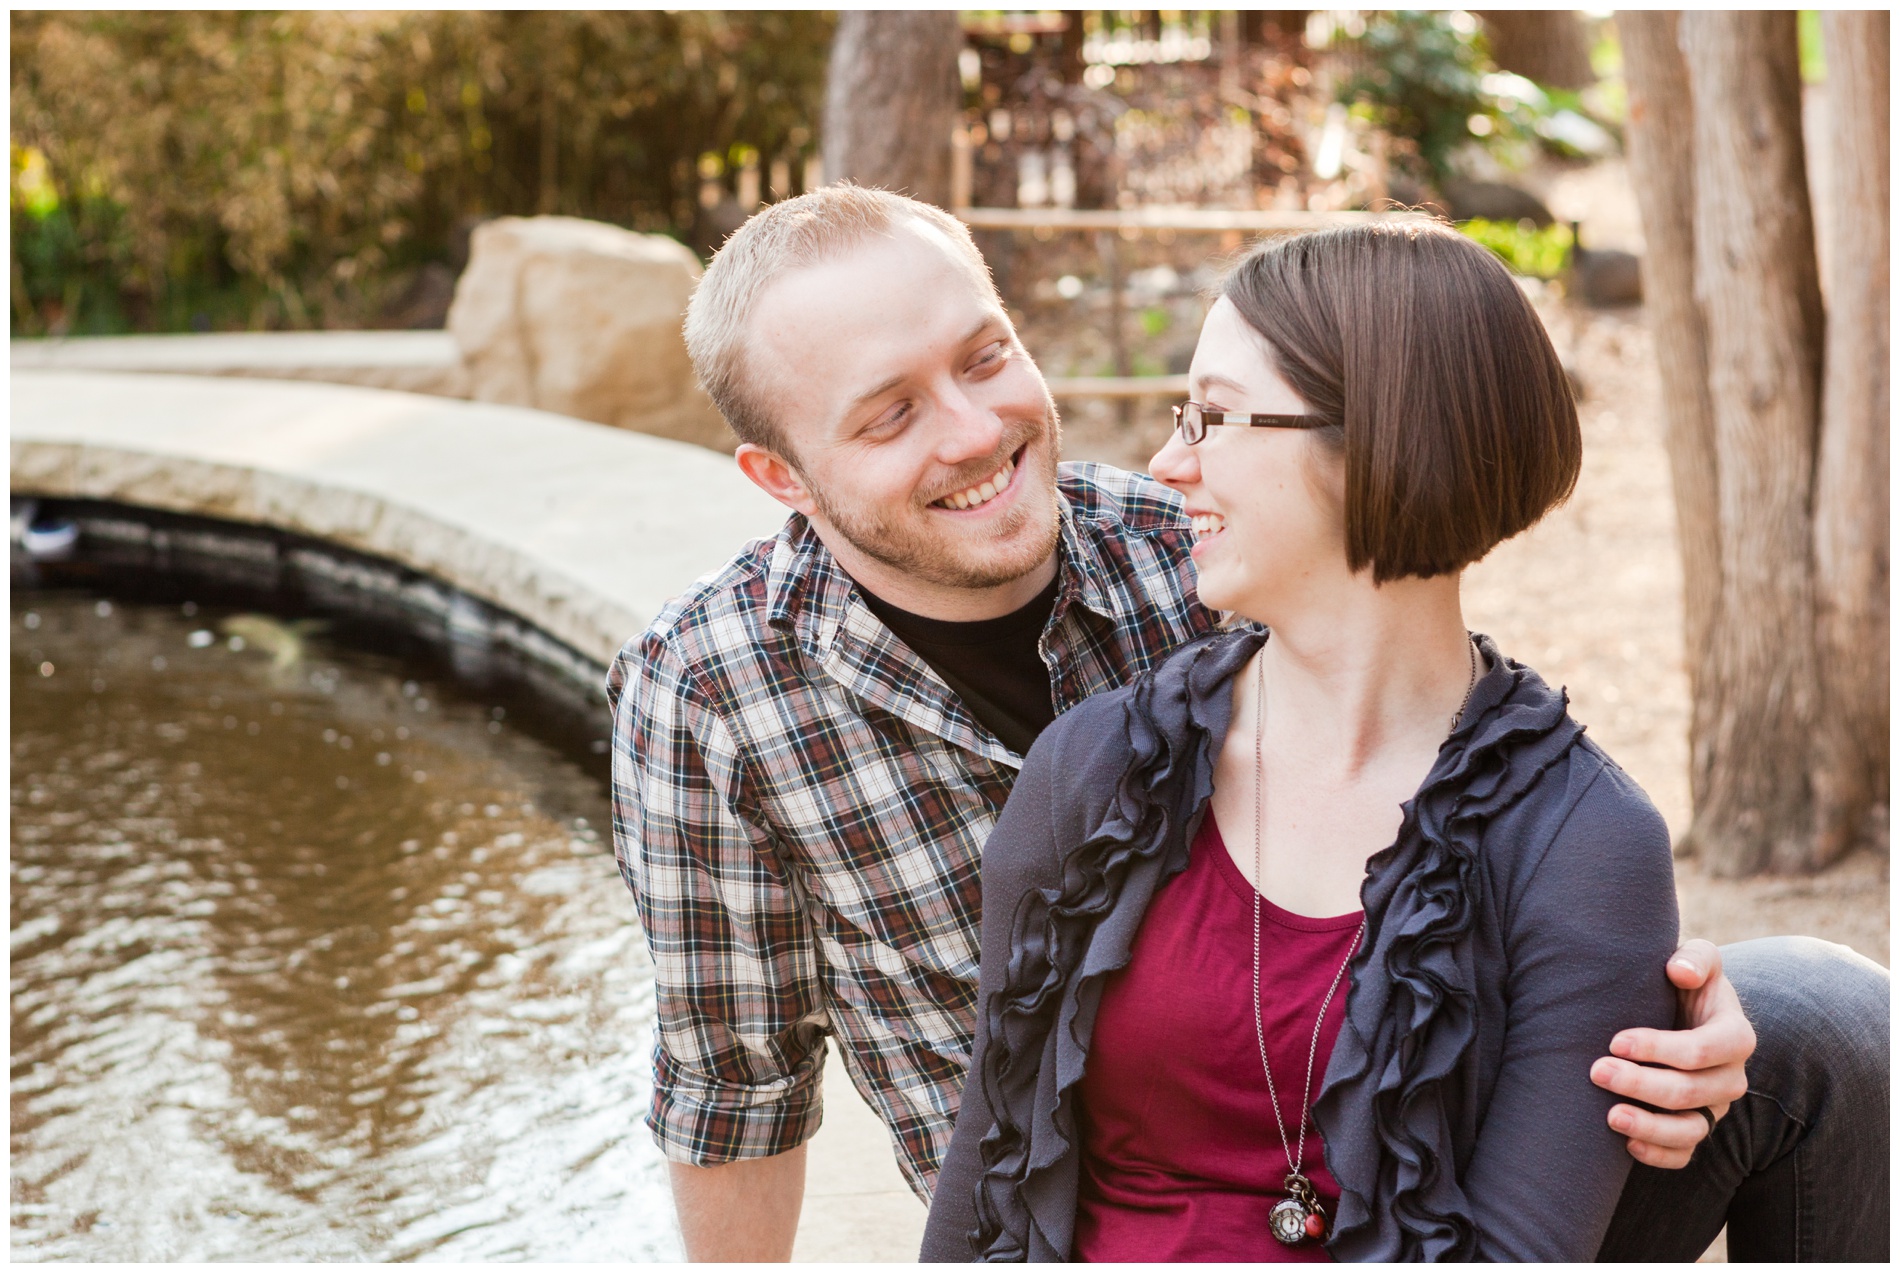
[10,590,680,1260]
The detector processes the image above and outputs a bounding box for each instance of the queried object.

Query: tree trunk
[821,11,964,207]
[1058,11,1088,85]
[1680,11,1826,876]
[1810,10,1891,863]
[1262,12,1309,43]
[1475,11,1596,89]
[1618,12,1724,840]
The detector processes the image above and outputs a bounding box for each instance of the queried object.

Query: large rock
[447,217,732,451]
[1436,179,1556,228]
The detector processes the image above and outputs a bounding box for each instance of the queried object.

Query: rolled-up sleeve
[608,631,830,1165]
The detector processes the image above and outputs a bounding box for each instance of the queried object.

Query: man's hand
[669,1143,807,1260]
[1591,938,1754,1169]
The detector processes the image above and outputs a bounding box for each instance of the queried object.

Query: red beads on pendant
[1303,1212,1327,1240]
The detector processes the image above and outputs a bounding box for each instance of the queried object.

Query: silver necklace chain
[1450,634,1480,732]
[1248,634,1480,1186]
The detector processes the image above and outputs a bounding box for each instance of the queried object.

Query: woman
[921,222,1678,1262]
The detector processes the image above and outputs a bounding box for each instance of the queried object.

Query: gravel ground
[1045,171,1889,972]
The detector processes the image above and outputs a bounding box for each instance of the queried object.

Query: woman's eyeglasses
[1171,401,1328,445]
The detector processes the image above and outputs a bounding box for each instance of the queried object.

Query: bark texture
[1810,10,1891,863]
[1681,11,1825,876]
[1475,11,1595,89]
[1058,11,1087,84]
[821,11,964,207]
[1618,12,1723,831]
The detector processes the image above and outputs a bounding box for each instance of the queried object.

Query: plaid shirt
[605,462,1217,1198]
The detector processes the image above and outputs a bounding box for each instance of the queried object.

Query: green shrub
[1328,11,1620,184]
[1330,11,1505,184]
[1456,217,1574,279]
[10,12,833,335]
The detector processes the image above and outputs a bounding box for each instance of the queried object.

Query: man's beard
[808,407,1063,591]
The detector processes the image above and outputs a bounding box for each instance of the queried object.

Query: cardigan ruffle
[966,629,1585,1262]
[1313,640,1583,1261]
[970,629,1263,1260]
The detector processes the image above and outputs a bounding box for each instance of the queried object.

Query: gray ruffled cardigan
[920,629,1678,1262]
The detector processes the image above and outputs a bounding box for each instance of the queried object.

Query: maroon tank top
[1072,813,1364,1263]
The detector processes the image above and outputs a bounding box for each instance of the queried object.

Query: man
[607,187,1888,1261]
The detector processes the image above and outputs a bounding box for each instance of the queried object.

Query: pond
[10,588,680,1260]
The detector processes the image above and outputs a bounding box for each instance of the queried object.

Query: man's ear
[735,443,819,517]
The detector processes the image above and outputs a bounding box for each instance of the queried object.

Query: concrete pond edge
[8,367,928,1259]
[9,370,787,669]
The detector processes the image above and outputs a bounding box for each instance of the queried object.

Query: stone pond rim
[14,215,736,453]
[9,370,788,674]
[8,366,932,1259]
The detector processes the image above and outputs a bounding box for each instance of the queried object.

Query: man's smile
[930,444,1028,513]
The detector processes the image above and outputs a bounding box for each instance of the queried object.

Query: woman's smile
[1188,509,1228,558]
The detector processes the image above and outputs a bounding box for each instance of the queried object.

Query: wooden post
[950,126,974,210]
[538,81,559,214]
[1220,10,1242,102]
[1058,11,1088,84]
[1473,11,1596,89]
[1096,230,1133,427]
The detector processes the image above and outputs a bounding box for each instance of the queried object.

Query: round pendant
[1269,1196,1312,1246]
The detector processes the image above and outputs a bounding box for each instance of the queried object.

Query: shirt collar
[1049,486,1129,628]
[757,489,1125,768]
[763,512,837,634]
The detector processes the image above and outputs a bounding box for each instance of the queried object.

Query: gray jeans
[1596,936,1891,1262]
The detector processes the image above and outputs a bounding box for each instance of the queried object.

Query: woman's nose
[1148,425,1200,489]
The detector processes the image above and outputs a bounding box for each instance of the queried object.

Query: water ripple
[11,593,678,1261]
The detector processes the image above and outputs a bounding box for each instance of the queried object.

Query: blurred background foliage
[14,9,1632,338]
[10,10,833,335]
[1456,216,1574,279]
[1329,10,1620,185]
[1331,9,1501,182]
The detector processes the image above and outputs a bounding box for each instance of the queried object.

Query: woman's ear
[735,443,819,517]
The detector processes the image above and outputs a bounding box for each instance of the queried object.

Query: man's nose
[1148,425,1200,488]
[934,385,1007,466]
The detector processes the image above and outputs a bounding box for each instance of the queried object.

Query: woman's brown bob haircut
[1222,220,1581,583]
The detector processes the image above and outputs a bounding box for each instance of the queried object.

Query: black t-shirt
[859,574,1060,757]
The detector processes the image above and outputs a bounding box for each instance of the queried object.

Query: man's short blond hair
[683,184,999,457]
